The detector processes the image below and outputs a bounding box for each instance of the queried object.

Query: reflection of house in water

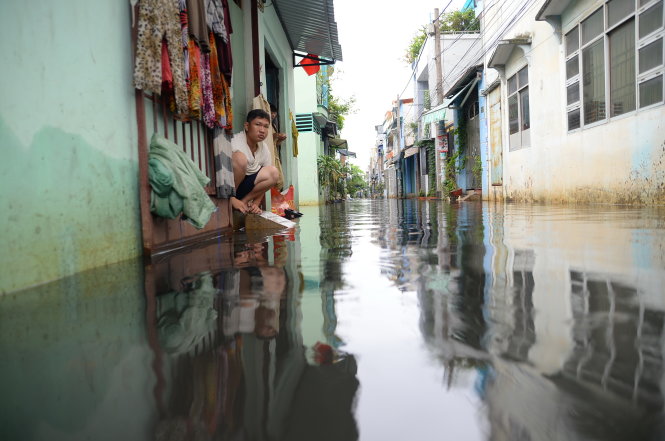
[563,271,665,410]
[488,249,536,362]
[481,205,665,441]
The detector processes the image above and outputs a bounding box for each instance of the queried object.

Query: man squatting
[230,109,280,214]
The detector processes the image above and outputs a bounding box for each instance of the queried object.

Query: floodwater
[2,200,665,441]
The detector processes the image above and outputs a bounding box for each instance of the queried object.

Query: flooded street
[2,200,665,441]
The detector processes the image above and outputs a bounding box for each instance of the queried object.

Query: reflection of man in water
[225,241,287,340]
[254,265,287,339]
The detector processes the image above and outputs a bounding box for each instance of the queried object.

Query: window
[508,66,530,150]
[564,0,664,131]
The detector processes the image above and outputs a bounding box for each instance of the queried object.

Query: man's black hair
[246,109,271,123]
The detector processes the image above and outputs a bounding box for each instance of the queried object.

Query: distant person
[231,110,280,214]
[269,102,287,147]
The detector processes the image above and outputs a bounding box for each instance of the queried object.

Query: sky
[332,0,467,171]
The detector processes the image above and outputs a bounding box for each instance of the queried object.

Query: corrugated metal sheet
[273,0,343,61]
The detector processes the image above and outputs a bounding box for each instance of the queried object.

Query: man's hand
[275,132,287,145]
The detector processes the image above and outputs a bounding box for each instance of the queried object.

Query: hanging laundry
[134,0,189,115]
[209,33,227,128]
[186,0,210,53]
[218,0,233,79]
[290,111,299,157]
[188,38,203,119]
[204,0,227,39]
[178,0,190,83]
[160,39,180,113]
[213,127,235,198]
[201,51,216,128]
[220,74,233,130]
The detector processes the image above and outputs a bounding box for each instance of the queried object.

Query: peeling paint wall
[0,0,141,293]
[484,0,665,205]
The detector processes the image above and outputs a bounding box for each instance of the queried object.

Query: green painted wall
[1,0,141,293]
[296,132,324,205]
[0,258,155,439]
[295,69,323,205]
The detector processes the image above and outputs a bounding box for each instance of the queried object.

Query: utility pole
[433,8,444,196]
[434,8,443,106]
[395,94,402,198]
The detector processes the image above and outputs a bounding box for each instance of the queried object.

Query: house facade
[294,65,343,205]
[411,27,482,197]
[1,0,342,293]
[482,0,665,203]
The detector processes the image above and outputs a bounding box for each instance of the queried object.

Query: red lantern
[299,53,321,76]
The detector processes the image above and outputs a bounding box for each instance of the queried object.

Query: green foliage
[472,155,483,183]
[317,155,367,200]
[404,26,427,65]
[457,154,467,173]
[443,150,460,197]
[346,164,368,196]
[440,9,479,33]
[408,121,419,137]
[404,9,479,66]
[328,94,355,132]
[322,68,356,132]
[317,154,343,199]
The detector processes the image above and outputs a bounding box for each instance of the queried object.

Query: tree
[403,9,479,66]
[439,9,479,33]
[346,164,368,197]
[404,26,428,65]
[320,67,356,132]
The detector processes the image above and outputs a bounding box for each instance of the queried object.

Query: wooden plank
[135,90,154,254]
[245,212,296,230]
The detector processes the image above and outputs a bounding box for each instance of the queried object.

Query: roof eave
[536,0,575,21]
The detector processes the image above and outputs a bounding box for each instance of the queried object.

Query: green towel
[148,133,216,229]
[148,157,174,197]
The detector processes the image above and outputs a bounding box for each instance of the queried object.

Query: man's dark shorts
[236,169,261,200]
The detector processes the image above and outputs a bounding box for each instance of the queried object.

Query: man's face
[245,117,270,144]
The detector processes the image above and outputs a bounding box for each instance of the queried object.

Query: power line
[431,0,541,97]
[393,0,458,101]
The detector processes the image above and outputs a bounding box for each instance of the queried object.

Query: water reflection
[2,201,665,441]
[147,236,359,441]
[326,200,665,441]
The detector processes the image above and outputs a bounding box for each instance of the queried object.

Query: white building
[482,0,665,203]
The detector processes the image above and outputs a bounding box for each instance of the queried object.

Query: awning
[274,0,343,62]
[536,0,575,21]
[329,137,348,149]
[488,38,531,68]
[444,64,483,99]
[422,102,448,125]
[446,76,479,109]
[338,149,356,158]
[312,112,328,127]
[403,146,419,158]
